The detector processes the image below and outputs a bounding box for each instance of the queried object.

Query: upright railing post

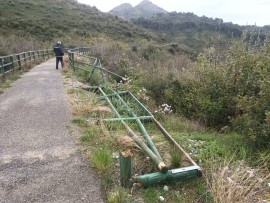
[10,55,14,71]
[120,151,132,188]
[32,51,35,61]
[71,52,75,71]
[17,54,21,70]
[28,52,31,63]
[0,57,5,81]
[23,52,26,68]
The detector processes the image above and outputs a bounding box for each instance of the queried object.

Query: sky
[78,0,270,26]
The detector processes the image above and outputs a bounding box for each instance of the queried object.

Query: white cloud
[78,0,270,26]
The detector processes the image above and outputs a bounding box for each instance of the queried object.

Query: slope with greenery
[131,12,270,56]
[2,0,270,201]
[0,0,159,55]
[65,37,270,202]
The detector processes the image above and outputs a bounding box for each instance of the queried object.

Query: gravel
[0,59,105,203]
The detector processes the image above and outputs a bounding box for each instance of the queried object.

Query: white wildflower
[159,196,165,201]
[163,185,169,191]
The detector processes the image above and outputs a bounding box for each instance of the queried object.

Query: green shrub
[161,34,270,146]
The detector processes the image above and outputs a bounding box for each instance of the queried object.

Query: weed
[67,88,77,94]
[72,117,89,128]
[169,148,182,168]
[101,171,115,191]
[80,127,101,143]
[90,148,113,174]
[204,156,270,203]
[143,187,160,203]
[107,187,128,203]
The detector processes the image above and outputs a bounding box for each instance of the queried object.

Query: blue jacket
[54,44,64,57]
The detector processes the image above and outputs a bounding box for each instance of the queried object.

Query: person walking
[53,41,64,69]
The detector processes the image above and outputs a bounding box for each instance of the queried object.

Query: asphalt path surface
[0,59,104,203]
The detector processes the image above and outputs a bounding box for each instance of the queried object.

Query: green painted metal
[120,151,132,188]
[133,166,201,187]
[17,54,21,70]
[0,58,4,81]
[87,58,98,83]
[96,64,123,80]
[152,118,199,167]
[99,91,128,99]
[103,116,152,122]
[0,49,54,82]
[106,86,162,160]
[67,48,202,183]
[99,87,168,173]
[126,91,153,117]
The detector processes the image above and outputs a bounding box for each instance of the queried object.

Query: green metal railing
[68,48,202,187]
[0,49,54,81]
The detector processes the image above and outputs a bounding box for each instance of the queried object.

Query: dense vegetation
[131,12,270,56]
[67,36,270,202]
[0,0,157,55]
[90,33,270,147]
[1,0,270,201]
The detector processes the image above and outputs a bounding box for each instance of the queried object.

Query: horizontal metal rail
[0,49,54,81]
[102,116,153,122]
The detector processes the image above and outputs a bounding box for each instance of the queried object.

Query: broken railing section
[98,87,168,174]
[68,48,202,187]
[98,86,201,187]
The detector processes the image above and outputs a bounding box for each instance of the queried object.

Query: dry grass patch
[205,157,270,203]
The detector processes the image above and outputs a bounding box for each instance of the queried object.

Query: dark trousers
[56,57,64,69]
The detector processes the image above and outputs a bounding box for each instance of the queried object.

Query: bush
[227,35,270,146]
[163,34,270,146]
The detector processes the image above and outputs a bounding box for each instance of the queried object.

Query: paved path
[0,59,104,203]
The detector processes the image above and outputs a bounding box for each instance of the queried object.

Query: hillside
[0,0,157,44]
[109,0,167,20]
[131,12,270,56]
[2,0,269,58]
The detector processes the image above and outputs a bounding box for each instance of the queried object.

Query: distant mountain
[131,12,270,57]
[109,0,167,20]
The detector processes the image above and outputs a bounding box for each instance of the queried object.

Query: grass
[72,117,89,128]
[169,147,182,168]
[107,187,129,203]
[80,126,102,144]
[204,157,270,203]
[90,148,113,174]
[63,63,270,203]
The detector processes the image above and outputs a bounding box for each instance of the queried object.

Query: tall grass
[90,148,113,174]
[0,35,47,56]
[204,156,270,203]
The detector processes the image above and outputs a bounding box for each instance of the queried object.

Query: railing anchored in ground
[0,49,54,82]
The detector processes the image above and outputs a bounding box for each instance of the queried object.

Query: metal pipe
[99,91,128,99]
[98,87,168,173]
[133,165,201,187]
[107,87,162,160]
[103,116,152,122]
[95,65,124,79]
[152,117,199,167]
[126,91,153,117]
